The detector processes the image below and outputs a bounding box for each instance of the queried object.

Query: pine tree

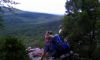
[62,0,100,59]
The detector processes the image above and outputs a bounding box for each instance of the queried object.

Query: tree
[0,36,29,60]
[62,0,100,59]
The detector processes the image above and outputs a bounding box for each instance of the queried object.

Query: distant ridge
[0,7,63,40]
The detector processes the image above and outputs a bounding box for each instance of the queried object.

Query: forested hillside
[0,7,63,47]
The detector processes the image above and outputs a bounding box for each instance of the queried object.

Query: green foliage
[18,36,44,48]
[93,45,100,60]
[0,7,62,40]
[0,0,18,28]
[0,7,62,49]
[0,7,3,28]
[63,0,100,58]
[0,36,29,60]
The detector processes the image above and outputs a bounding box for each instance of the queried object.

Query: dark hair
[47,31,53,35]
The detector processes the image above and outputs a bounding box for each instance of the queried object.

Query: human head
[45,31,53,35]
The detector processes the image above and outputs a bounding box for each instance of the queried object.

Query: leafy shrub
[0,36,29,60]
[93,45,100,60]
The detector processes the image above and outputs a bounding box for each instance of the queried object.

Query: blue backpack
[52,34,70,52]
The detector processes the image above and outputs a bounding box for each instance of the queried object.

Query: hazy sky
[12,0,66,15]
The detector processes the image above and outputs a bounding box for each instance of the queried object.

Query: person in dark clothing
[40,31,70,60]
[40,31,56,60]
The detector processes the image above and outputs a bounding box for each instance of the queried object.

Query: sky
[11,0,66,15]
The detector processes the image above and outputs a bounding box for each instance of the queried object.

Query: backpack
[52,34,70,52]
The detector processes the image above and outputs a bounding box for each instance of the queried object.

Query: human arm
[40,51,47,60]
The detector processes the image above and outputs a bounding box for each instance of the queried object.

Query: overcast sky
[11,0,66,15]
